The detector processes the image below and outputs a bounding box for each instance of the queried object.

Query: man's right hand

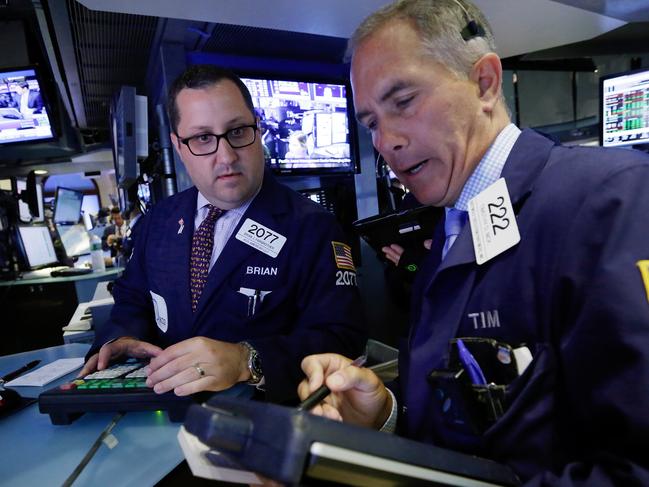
[298,353,392,430]
[78,337,162,377]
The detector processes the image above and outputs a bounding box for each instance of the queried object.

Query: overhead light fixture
[34,169,49,175]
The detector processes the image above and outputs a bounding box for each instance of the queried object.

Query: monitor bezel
[599,66,649,149]
[15,223,59,270]
[0,64,57,147]
[238,71,360,176]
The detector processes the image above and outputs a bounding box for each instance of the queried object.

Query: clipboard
[352,205,441,254]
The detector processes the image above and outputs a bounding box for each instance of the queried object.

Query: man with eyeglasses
[80,65,366,404]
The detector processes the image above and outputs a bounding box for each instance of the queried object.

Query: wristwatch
[240,341,263,385]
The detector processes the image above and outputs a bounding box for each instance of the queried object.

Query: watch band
[240,341,263,384]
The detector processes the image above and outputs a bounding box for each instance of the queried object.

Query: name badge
[150,291,168,332]
[235,218,286,258]
[468,178,520,265]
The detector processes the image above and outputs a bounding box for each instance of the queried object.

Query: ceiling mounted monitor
[0,65,56,146]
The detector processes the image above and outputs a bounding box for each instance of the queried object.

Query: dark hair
[166,65,255,133]
[110,207,121,215]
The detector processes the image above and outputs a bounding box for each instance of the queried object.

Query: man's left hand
[145,337,250,396]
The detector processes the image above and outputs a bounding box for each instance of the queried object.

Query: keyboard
[20,266,69,280]
[50,267,93,277]
[38,358,203,425]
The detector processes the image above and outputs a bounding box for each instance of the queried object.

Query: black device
[184,396,520,486]
[38,358,204,425]
[353,205,441,255]
[50,267,92,277]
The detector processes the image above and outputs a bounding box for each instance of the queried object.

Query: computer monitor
[600,67,649,148]
[14,178,31,223]
[33,182,44,223]
[56,223,90,258]
[0,65,56,146]
[13,173,44,223]
[240,76,357,175]
[53,187,83,224]
[16,225,59,270]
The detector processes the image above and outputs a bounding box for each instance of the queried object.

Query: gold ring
[194,364,205,377]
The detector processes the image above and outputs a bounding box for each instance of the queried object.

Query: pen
[1,359,41,384]
[456,339,487,385]
[297,355,367,411]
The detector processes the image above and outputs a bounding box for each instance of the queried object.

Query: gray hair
[346,0,497,79]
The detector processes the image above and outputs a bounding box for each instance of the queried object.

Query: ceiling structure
[1,0,649,172]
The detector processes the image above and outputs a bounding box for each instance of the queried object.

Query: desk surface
[0,343,250,487]
[0,267,122,287]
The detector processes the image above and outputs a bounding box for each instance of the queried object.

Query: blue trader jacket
[92,171,366,402]
[399,130,649,485]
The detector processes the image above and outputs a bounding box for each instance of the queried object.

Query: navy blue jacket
[399,130,649,485]
[92,172,366,402]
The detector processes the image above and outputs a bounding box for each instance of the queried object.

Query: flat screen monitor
[110,86,147,187]
[34,182,44,222]
[600,67,649,148]
[56,223,90,258]
[240,76,357,175]
[13,176,44,223]
[15,178,31,223]
[54,187,83,224]
[16,225,59,269]
[0,66,55,145]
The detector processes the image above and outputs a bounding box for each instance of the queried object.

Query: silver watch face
[247,346,262,383]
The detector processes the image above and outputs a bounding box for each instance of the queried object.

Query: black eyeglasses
[177,124,258,156]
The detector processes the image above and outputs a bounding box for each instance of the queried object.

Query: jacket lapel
[168,188,197,321]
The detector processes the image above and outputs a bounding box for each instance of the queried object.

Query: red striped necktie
[190,205,224,312]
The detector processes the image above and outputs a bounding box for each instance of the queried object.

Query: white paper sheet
[5,358,84,387]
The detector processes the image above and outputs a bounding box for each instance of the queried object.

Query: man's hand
[381,244,405,266]
[78,337,162,377]
[382,240,433,267]
[145,337,250,396]
[106,234,118,246]
[298,353,392,430]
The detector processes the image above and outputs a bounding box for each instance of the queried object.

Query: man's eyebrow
[355,81,410,124]
[182,116,252,134]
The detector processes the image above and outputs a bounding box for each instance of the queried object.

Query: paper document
[177,426,262,484]
[5,358,84,387]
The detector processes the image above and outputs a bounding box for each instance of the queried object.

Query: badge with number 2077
[468,178,520,265]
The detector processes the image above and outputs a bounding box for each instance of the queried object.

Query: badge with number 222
[468,178,520,265]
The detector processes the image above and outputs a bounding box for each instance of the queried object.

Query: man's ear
[470,52,502,113]
[170,132,181,152]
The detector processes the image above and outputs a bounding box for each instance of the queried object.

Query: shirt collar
[453,123,521,211]
[195,184,260,217]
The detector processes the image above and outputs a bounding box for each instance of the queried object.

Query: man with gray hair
[300,0,649,484]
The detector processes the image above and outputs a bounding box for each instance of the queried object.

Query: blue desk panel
[0,343,251,487]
